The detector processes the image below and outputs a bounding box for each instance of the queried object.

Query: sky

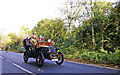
[0,0,65,35]
[0,0,118,35]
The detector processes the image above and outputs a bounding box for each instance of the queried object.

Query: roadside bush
[19,47,25,53]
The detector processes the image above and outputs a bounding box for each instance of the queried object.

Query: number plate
[52,59,58,61]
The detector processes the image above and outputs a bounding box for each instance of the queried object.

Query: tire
[56,52,64,65]
[23,52,29,63]
[36,53,44,67]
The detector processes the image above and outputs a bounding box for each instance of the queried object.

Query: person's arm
[29,38,32,43]
[52,41,55,45]
[36,36,38,42]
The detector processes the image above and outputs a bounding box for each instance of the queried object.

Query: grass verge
[65,58,120,69]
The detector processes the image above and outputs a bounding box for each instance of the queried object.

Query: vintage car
[23,41,64,67]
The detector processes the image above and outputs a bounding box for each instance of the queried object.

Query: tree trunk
[90,0,96,50]
[91,20,96,50]
[101,26,104,50]
[80,30,84,50]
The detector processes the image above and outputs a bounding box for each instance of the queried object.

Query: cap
[33,32,36,35]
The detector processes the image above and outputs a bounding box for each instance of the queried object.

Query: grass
[2,49,24,53]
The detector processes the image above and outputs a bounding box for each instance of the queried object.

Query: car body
[23,41,64,67]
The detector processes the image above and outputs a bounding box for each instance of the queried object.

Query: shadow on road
[26,60,64,68]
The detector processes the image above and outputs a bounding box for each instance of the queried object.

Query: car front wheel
[36,53,44,67]
[56,52,64,65]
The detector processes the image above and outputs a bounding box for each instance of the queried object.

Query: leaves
[5,1,120,66]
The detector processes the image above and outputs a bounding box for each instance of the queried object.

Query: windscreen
[49,46,56,52]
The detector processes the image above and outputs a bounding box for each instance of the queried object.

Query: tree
[8,33,23,50]
[33,18,67,47]
[20,26,32,37]
[61,0,86,32]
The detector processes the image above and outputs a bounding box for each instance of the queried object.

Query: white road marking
[1,51,35,74]
[0,56,3,58]
[12,63,36,75]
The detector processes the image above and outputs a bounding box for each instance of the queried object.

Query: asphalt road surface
[0,50,120,75]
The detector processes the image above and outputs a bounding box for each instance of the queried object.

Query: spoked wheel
[56,52,64,65]
[23,52,29,63]
[36,54,44,67]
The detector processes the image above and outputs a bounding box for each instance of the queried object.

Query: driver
[30,32,38,50]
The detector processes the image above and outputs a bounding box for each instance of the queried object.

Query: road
[0,50,120,75]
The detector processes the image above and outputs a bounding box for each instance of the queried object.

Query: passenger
[23,34,30,51]
[48,37,55,46]
[39,35,44,42]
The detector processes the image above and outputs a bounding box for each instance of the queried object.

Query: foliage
[8,33,24,50]
[33,18,67,48]
[61,1,120,66]
[7,1,120,66]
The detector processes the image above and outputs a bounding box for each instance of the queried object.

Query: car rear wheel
[56,52,64,65]
[23,52,29,63]
[36,54,44,67]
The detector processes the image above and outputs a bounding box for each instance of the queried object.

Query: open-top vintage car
[23,41,64,67]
